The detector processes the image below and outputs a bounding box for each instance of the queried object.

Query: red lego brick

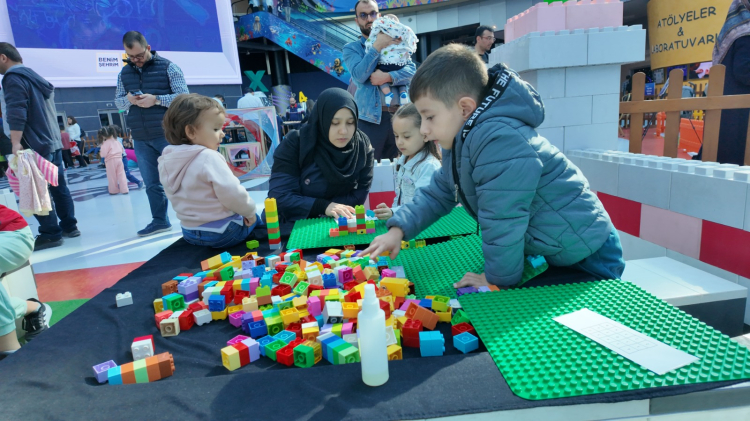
[178,308,195,331]
[322,264,331,270]
[189,301,208,312]
[234,290,250,305]
[402,319,423,338]
[308,284,323,293]
[369,191,396,210]
[272,284,292,297]
[287,322,302,339]
[178,273,193,278]
[204,277,219,282]
[352,266,367,283]
[301,315,316,324]
[343,281,358,291]
[277,345,295,366]
[275,263,288,273]
[596,192,641,237]
[233,342,251,366]
[700,220,750,279]
[345,291,361,303]
[451,322,476,337]
[154,310,173,329]
[379,299,391,319]
[133,335,155,350]
[394,296,405,310]
[402,336,420,348]
[273,272,283,283]
[289,338,306,348]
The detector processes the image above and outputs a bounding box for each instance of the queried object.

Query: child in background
[112,125,143,190]
[366,14,418,106]
[374,103,441,220]
[158,94,259,248]
[98,126,129,195]
[364,45,624,288]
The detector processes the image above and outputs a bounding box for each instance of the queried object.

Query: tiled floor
[1,166,270,302]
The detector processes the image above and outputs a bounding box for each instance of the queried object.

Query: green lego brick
[266,316,284,336]
[451,309,471,325]
[163,294,186,312]
[265,339,287,361]
[277,301,294,311]
[293,281,309,296]
[265,210,278,218]
[268,231,281,240]
[279,272,298,287]
[294,344,315,368]
[285,264,300,273]
[246,240,259,250]
[219,266,234,281]
[133,359,149,384]
[286,207,478,249]
[331,343,353,365]
[336,346,360,364]
[390,234,549,299]
[458,280,750,400]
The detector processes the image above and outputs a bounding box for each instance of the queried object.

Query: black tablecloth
[0,231,741,419]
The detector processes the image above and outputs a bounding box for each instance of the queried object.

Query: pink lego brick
[505,16,516,42]
[249,278,259,295]
[399,299,421,312]
[228,334,250,346]
[342,322,354,335]
[639,204,702,260]
[229,311,246,328]
[533,2,566,34]
[381,269,396,278]
[565,0,623,31]
[308,296,322,316]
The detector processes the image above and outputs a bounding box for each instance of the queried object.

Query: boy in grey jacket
[364,45,624,287]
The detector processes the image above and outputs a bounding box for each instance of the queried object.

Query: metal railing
[283,2,360,51]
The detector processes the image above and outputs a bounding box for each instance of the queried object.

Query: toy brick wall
[368,159,396,211]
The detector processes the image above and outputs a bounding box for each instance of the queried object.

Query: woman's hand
[374,203,393,220]
[362,227,404,260]
[243,214,257,227]
[325,202,355,219]
[453,273,490,289]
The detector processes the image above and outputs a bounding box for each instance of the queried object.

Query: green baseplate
[390,234,548,299]
[458,280,750,400]
[285,206,478,250]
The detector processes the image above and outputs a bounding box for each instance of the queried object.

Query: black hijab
[299,88,371,188]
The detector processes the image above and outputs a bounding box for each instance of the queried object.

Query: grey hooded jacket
[387,68,613,286]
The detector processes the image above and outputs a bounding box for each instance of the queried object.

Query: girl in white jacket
[374,103,441,220]
[158,94,258,248]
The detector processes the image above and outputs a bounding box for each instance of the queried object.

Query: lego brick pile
[329,205,377,237]
[459,280,750,400]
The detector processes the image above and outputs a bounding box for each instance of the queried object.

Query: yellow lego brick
[215,281,226,289]
[380,277,410,297]
[280,308,300,325]
[302,327,319,342]
[363,266,380,281]
[293,296,308,309]
[324,249,342,256]
[232,281,244,291]
[436,309,452,323]
[218,259,242,271]
[323,268,334,275]
[298,310,310,318]
[325,289,340,297]
[357,229,367,235]
[385,316,394,327]
[204,255,224,270]
[304,340,323,364]
[281,293,296,302]
[352,282,368,296]
[294,270,307,281]
[227,305,243,315]
[387,344,402,360]
[396,316,408,330]
[264,198,278,212]
[242,296,258,312]
[211,308,228,321]
[153,298,164,313]
[266,215,279,224]
[342,251,355,259]
[221,346,242,371]
[342,302,359,319]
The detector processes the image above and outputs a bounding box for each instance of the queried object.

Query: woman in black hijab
[269,88,374,222]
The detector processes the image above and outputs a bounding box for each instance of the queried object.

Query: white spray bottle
[358,283,389,386]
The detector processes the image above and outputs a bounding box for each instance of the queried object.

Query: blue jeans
[133,138,170,226]
[570,224,626,280]
[182,219,258,249]
[36,149,78,240]
[122,155,141,185]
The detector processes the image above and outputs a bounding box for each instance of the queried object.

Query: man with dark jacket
[115,31,189,237]
[0,43,80,250]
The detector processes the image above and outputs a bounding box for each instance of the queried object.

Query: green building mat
[458,280,750,400]
[390,234,548,299]
[286,206,478,250]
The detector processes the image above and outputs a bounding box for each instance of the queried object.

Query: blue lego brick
[261,273,274,288]
[419,299,432,309]
[256,335,275,356]
[173,276,188,282]
[220,251,232,264]
[274,330,297,344]
[453,332,479,354]
[107,366,122,385]
[527,254,546,269]
[204,281,218,288]
[419,331,445,357]
[251,265,267,278]
[262,308,280,319]
[208,295,226,312]
[323,337,345,363]
[322,273,337,289]
[249,320,268,338]
[315,314,325,328]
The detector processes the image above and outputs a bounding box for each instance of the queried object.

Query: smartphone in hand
[130,90,144,96]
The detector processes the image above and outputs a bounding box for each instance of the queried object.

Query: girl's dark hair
[163,93,224,145]
[67,116,77,124]
[393,103,441,171]
[97,125,117,144]
[110,124,123,137]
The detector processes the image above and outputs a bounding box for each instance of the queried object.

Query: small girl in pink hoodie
[158,94,258,248]
[98,126,129,195]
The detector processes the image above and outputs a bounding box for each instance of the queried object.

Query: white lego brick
[370,159,395,193]
[587,26,646,66]
[563,123,619,152]
[591,94,620,124]
[628,257,747,305]
[528,30,588,71]
[536,127,564,152]
[621,262,700,307]
[565,64,621,97]
[670,171,749,229]
[576,157,618,195]
[538,96,592,128]
[131,339,154,361]
[616,162,672,209]
[666,249,739,284]
[116,292,133,307]
[495,36,529,72]
[519,68,566,99]
[618,231,666,261]
[739,277,750,324]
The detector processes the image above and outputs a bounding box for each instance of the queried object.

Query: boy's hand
[454,272,490,289]
[362,227,404,260]
[374,203,393,220]
[325,202,355,219]
[243,214,257,227]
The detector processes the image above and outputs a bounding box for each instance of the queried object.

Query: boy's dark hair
[393,103,441,171]
[410,44,488,106]
[0,43,23,63]
[214,94,225,101]
[67,116,77,124]
[163,93,224,145]
[474,25,494,43]
[122,31,148,49]
[97,125,118,144]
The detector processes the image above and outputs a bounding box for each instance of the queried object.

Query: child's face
[414,94,469,150]
[187,108,226,150]
[393,116,427,159]
[328,108,356,148]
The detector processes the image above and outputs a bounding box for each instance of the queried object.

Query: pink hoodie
[158,144,256,229]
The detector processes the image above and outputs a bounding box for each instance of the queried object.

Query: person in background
[60,128,74,169]
[113,125,143,190]
[621,75,631,98]
[0,204,52,361]
[0,42,80,250]
[115,31,188,237]
[98,126,129,195]
[474,25,495,66]
[344,0,416,161]
[213,94,227,108]
[237,87,264,109]
[0,115,9,178]
[66,116,88,168]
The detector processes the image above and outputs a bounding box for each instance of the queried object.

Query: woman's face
[328,108,355,148]
[67,118,72,125]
